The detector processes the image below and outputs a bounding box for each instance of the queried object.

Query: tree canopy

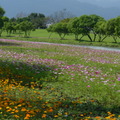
[0,7,5,17]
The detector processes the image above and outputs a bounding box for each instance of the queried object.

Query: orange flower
[21,108,27,111]
[95,116,101,120]
[24,114,31,119]
[4,90,7,92]
[19,98,24,103]
[28,110,35,114]
[109,118,116,120]
[48,108,53,112]
[90,100,94,102]
[42,114,47,118]
[14,110,19,113]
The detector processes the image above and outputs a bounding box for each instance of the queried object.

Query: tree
[47,22,69,39]
[2,16,9,22]
[77,15,104,42]
[94,20,107,42]
[46,24,55,38]
[10,12,47,29]
[3,22,16,36]
[68,15,95,41]
[0,7,5,17]
[60,18,71,23]
[16,17,29,23]
[28,13,45,19]
[105,18,117,42]
[0,7,5,36]
[19,21,34,37]
[55,22,69,39]
[28,13,46,29]
[67,17,83,40]
[114,16,120,42]
[10,17,17,22]
[89,14,104,41]
[0,18,4,36]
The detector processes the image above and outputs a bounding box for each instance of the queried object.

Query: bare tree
[16,12,28,18]
[48,9,75,24]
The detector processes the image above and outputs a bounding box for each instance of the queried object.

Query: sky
[78,0,120,7]
[0,0,120,19]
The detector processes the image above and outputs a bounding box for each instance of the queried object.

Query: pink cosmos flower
[118,77,120,81]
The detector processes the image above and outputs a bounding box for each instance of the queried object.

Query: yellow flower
[18,104,22,107]
[58,113,62,116]
[14,115,20,118]
[54,115,58,117]
[44,111,47,113]
[107,111,112,115]
[11,112,15,114]
[64,112,68,115]
[6,106,10,109]
[105,116,111,119]
[80,114,84,116]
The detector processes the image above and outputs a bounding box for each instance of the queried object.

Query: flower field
[0,39,120,120]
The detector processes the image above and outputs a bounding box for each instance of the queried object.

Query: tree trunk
[87,34,93,42]
[24,31,27,37]
[75,34,79,40]
[58,33,63,40]
[61,34,66,39]
[112,36,117,43]
[101,36,107,42]
[48,32,53,39]
[98,34,102,42]
[0,29,2,37]
[93,33,97,42]
[79,35,84,40]
[98,34,107,42]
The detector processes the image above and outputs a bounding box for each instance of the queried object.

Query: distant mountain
[0,0,120,19]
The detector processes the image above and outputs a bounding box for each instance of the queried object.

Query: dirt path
[1,38,120,52]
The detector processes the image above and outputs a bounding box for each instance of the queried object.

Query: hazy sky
[77,0,119,7]
[0,0,120,18]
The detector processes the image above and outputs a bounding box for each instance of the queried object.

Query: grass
[1,29,120,48]
[0,31,120,119]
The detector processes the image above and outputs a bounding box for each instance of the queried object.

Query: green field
[0,30,120,120]
[1,29,120,48]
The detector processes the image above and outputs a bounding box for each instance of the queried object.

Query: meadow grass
[1,29,120,48]
[0,38,120,120]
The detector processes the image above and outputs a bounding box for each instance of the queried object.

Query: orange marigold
[42,114,47,118]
